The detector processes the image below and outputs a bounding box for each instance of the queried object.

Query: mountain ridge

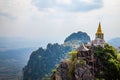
[108,37,120,48]
[23,31,91,80]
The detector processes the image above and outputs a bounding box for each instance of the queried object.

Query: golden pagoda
[95,22,104,39]
[93,22,105,47]
[96,22,103,34]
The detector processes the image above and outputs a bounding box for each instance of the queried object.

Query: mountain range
[0,32,119,80]
[23,31,91,80]
[108,37,120,48]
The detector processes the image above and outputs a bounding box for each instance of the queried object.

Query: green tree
[94,44,120,80]
[117,54,120,62]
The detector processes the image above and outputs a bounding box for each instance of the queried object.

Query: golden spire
[96,22,103,34]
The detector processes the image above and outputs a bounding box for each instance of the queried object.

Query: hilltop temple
[76,22,106,70]
[75,22,105,79]
[77,22,105,54]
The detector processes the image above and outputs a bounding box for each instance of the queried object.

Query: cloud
[0,0,120,43]
[0,12,16,19]
[32,0,103,12]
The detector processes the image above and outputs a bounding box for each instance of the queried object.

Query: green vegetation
[68,59,76,80]
[94,44,120,80]
[117,53,120,62]
[68,51,77,80]
[68,50,78,62]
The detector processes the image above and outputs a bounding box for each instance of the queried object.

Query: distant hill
[0,37,45,51]
[108,37,120,48]
[0,37,39,80]
[0,48,35,80]
[23,31,91,80]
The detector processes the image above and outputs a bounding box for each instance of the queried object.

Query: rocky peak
[64,31,90,43]
[63,31,90,50]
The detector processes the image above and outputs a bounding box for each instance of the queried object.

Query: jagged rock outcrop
[56,61,71,80]
[51,43,94,80]
[52,59,93,80]
[75,63,93,80]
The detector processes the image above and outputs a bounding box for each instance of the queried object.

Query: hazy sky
[0,0,120,44]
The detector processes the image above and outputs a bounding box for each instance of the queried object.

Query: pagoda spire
[95,22,104,39]
[93,22,105,47]
[96,22,103,34]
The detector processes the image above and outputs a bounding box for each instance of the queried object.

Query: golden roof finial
[96,22,103,34]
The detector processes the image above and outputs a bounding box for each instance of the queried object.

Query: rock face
[51,44,94,80]
[23,31,91,80]
[52,60,93,80]
[56,61,71,80]
[75,64,93,80]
